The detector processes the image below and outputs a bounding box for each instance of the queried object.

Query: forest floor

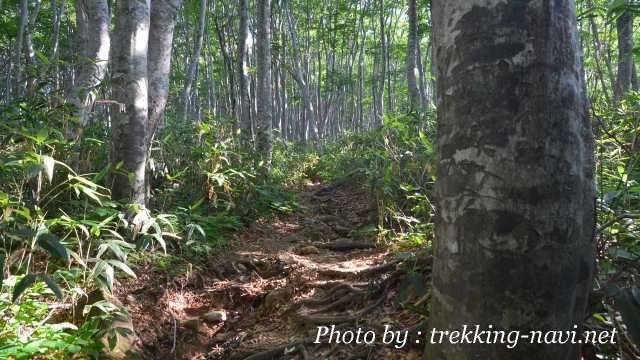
[117,181,429,359]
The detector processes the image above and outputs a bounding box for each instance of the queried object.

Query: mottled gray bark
[406,0,419,112]
[181,0,207,123]
[256,0,273,166]
[376,0,386,126]
[237,0,252,146]
[110,0,150,205]
[72,0,110,127]
[428,1,596,359]
[417,41,429,113]
[24,0,42,96]
[50,0,64,65]
[614,5,634,100]
[13,0,28,98]
[285,1,318,143]
[148,0,181,149]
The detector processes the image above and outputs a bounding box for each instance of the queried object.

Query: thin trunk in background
[285,0,318,144]
[256,0,273,166]
[181,0,207,123]
[614,3,635,100]
[406,0,419,112]
[237,0,252,146]
[13,0,29,98]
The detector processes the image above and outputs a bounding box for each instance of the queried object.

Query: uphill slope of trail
[122,182,431,359]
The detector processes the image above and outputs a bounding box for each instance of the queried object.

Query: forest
[0,0,639,359]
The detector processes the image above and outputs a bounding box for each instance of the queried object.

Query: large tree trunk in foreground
[110,0,151,205]
[72,0,110,127]
[428,1,596,359]
[256,0,273,166]
[148,0,182,150]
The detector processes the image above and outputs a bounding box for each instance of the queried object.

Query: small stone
[203,310,227,322]
[283,233,304,243]
[296,245,320,255]
[333,224,351,236]
[236,263,248,273]
[214,332,230,342]
[183,317,201,331]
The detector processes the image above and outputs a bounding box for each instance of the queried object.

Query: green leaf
[106,260,137,278]
[104,264,114,292]
[108,334,117,350]
[13,274,38,302]
[41,274,63,300]
[37,233,69,264]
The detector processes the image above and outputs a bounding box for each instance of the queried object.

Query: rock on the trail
[301,219,335,240]
[296,245,320,255]
[214,332,231,342]
[203,310,227,322]
[283,233,304,243]
[332,223,352,236]
[318,214,341,223]
[264,287,294,310]
[183,317,201,331]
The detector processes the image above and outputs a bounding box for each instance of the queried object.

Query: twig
[171,316,177,353]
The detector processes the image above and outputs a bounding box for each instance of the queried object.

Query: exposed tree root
[242,342,316,360]
[308,291,361,314]
[314,241,376,251]
[293,291,386,325]
[317,259,402,279]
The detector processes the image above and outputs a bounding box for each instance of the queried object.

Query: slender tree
[285,0,318,144]
[110,0,151,205]
[255,0,273,165]
[71,0,110,128]
[614,1,635,100]
[181,0,207,123]
[428,1,596,359]
[13,0,28,98]
[406,0,419,112]
[148,0,182,150]
[237,0,252,145]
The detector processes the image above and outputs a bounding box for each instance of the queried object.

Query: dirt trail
[123,182,428,359]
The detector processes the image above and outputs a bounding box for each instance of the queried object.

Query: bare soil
[119,182,429,359]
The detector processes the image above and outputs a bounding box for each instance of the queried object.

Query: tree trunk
[13,0,28,98]
[237,0,252,146]
[406,0,419,112]
[417,40,429,114]
[428,1,595,359]
[181,0,207,123]
[614,4,634,100]
[285,0,318,144]
[376,0,386,126]
[110,0,151,205]
[256,0,273,166]
[147,0,181,150]
[72,0,110,127]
